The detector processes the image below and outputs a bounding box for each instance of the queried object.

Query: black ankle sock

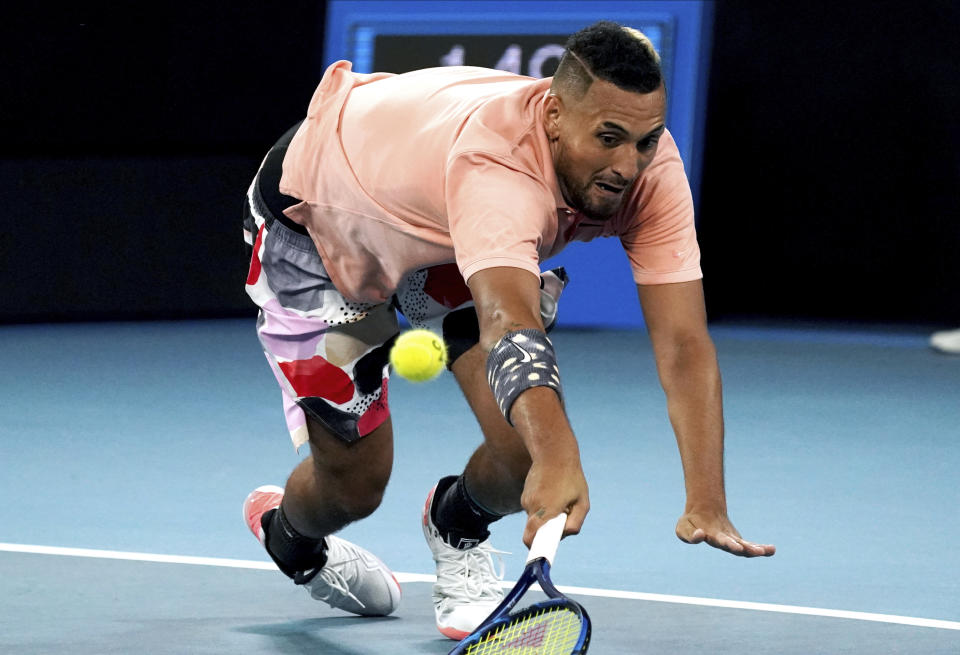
[432,474,504,549]
[262,505,328,579]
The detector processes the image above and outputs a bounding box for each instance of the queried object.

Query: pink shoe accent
[422,484,437,527]
[243,485,284,545]
[439,625,471,641]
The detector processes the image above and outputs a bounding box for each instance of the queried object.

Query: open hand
[676,510,775,557]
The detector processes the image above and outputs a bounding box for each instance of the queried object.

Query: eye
[597,133,620,147]
[638,137,660,152]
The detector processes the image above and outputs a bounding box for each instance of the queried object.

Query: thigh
[245,190,400,449]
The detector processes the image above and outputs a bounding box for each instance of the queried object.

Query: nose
[610,147,642,183]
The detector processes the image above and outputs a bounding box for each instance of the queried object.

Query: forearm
[638,282,774,556]
[484,329,580,466]
[656,337,727,511]
[471,268,579,464]
[468,266,589,540]
[510,387,581,464]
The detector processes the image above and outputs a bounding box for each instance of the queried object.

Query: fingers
[564,500,588,537]
[520,462,590,547]
[738,538,776,557]
[710,533,775,557]
[523,505,587,548]
[698,532,771,557]
[522,500,589,548]
[676,517,776,557]
[522,510,548,548]
[707,530,746,554]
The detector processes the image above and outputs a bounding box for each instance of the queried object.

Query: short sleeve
[446,151,555,283]
[620,136,702,285]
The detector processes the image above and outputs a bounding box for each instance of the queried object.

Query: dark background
[3,1,957,325]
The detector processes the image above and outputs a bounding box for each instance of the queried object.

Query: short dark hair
[552,21,663,98]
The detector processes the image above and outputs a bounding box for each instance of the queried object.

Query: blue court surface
[1,319,958,653]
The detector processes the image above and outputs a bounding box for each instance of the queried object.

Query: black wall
[699,0,959,324]
[3,3,324,322]
[3,1,957,325]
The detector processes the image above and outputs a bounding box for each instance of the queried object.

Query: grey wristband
[485,329,563,425]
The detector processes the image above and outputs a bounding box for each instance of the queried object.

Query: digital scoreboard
[324,0,713,328]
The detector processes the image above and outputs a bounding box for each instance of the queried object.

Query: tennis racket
[448,513,591,655]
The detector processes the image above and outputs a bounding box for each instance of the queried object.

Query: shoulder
[451,77,552,157]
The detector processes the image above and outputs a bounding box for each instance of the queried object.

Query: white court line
[2,542,957,631]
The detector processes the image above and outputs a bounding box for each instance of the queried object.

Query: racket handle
[526,512,567,565]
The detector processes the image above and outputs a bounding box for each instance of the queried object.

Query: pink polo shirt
[280,60,701,304]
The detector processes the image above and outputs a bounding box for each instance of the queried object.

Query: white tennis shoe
[422,484,507,640]
[243,485,401,617]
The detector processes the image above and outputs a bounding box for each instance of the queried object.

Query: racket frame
[448,515,591,654]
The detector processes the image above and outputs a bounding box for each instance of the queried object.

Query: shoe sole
[423,484,473,641]
[439,624,471,641]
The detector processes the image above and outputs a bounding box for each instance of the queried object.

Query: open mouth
[595,181,624,195]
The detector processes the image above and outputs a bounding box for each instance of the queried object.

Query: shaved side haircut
[552,21,663,99]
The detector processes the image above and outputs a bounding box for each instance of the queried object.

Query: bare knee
[306,416,394,523]
[314,462,388,521]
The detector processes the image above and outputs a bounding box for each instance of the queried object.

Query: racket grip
[526,512,567,565]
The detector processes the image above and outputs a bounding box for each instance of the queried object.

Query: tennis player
[241,20,775,639]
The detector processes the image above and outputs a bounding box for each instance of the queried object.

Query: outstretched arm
[468,266,590,547]
[638,280,775,557]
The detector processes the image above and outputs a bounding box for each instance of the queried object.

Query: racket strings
[464,606,582,654]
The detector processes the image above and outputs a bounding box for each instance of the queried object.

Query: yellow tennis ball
[389,329,448,382]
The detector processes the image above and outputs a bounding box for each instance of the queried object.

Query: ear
[543,93,563,141]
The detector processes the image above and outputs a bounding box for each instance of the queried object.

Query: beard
[553,150,626,222]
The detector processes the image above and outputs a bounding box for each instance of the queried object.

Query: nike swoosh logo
[507,337,533,363]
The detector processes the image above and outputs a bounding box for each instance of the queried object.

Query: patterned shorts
[243,149,477,449]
